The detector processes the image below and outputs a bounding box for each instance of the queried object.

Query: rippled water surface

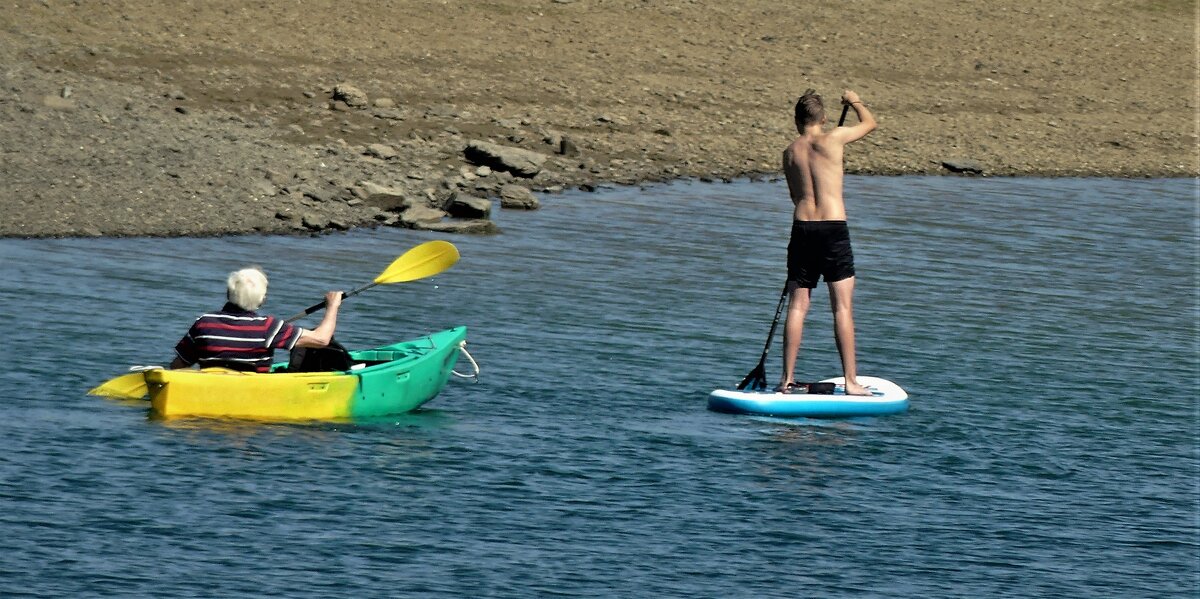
[0,177,1196,598]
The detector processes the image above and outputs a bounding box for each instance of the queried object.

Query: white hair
[226,266,268,311]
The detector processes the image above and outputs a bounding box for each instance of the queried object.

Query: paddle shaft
[285,283,374,323]
[838,103,850,127]
[738,285,789,390]
[756,285,789,367]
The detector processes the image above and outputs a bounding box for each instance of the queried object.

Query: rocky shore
[1,0,1194,238]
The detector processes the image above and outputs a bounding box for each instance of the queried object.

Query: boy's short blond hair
[794,89,825,127]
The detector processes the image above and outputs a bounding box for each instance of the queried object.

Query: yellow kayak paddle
[89,370,155,400]
[283,239,460,322]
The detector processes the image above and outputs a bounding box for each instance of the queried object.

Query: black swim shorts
[786,220,856,288]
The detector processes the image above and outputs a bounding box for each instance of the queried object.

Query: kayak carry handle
[451,341,479,383]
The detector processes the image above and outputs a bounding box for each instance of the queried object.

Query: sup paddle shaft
[838,103,850,127]
[757,284,789,365]
[737,284,789,391]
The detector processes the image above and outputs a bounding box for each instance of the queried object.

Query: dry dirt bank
[1,0,1195,237]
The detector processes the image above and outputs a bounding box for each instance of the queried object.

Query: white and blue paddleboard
[708,376,908,418]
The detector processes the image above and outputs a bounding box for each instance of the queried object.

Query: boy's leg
[778,283,811,392]
[828,276,871,395]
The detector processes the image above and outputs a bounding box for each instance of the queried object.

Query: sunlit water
[0,176,1195,598]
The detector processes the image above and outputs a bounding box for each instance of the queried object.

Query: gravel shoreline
[2,0,1195,238]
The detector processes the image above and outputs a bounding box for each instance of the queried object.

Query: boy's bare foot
[844,379,873,396]
[774,381,794,394]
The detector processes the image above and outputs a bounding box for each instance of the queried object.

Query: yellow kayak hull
[147,368,362,420]
[144,327,467,420]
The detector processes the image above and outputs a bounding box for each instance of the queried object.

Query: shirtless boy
[778,89,876,395]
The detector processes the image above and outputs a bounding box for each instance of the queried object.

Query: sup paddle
[88,240,461,400]
[838,103,850,127]
[737,284,789,391]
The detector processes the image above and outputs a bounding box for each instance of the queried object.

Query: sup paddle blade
[737,362,768,391]
[88,372,149,400]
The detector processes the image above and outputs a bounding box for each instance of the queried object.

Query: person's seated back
[170,267,341,372]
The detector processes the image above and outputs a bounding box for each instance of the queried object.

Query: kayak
[144,327,469,420]
[708,376,908,418]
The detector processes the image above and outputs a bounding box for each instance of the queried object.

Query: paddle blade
[737,362,768,391]
[88,372,149,400]
[374,240,459,284]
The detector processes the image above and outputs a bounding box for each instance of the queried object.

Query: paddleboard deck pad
[708,376,908,418]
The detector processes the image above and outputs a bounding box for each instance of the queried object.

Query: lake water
[0,176,1195,598]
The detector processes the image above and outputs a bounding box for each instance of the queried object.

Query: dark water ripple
[0,177,1195,598]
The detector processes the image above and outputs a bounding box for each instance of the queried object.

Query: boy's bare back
[784,90,876,222]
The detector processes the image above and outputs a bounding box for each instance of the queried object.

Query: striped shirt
[174,302,302,373]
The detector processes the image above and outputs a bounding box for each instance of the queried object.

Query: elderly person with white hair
[169,266,343,372]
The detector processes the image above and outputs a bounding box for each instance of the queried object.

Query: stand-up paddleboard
[708,376,908,418]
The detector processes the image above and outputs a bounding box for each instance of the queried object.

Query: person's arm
[294,291,342,348]
[835,90,876,143]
